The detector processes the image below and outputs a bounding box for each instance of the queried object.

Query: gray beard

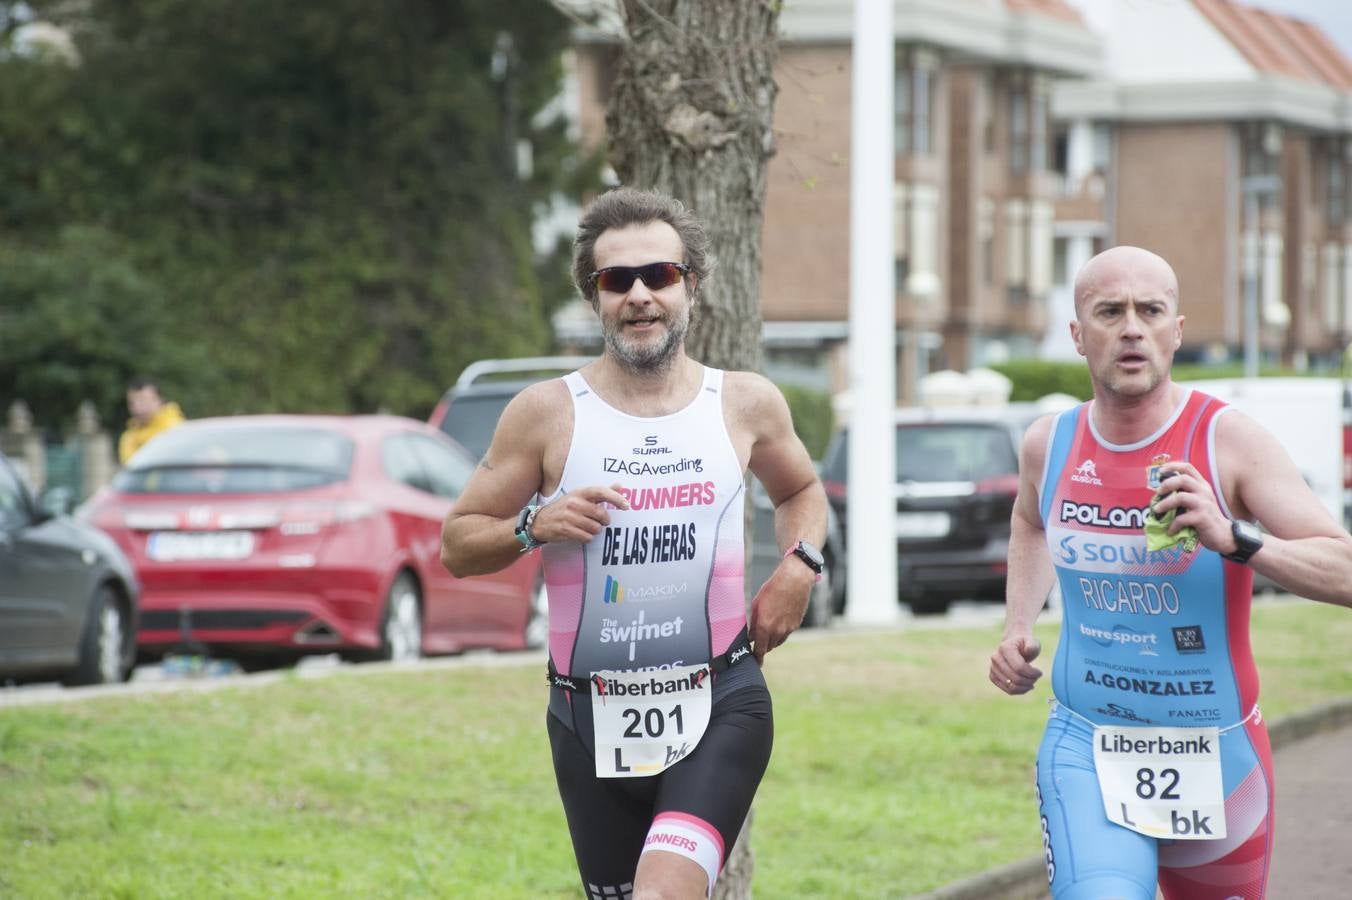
[603,314,688,374]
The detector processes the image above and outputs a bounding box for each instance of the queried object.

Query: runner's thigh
[1038,711,1158,900]
[549,711,655,899]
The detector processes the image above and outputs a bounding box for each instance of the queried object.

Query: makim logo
[1060,501,1148,530]
[599,609,685,662]
[603,575,689,605]
[1071,459,1104,486]
[1079,623,1160,656]
[604,456,703,476]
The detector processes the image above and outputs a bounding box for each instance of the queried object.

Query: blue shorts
[1036,704,1274,899]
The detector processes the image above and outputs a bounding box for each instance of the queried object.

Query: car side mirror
[37,485,75,518]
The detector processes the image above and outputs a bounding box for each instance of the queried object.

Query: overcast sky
[1242,0,1352,58]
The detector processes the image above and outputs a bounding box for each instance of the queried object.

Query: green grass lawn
[3,600,1351,899]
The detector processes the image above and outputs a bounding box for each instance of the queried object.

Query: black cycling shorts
[547,679,773,900]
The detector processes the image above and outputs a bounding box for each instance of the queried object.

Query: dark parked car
[429,356,594,460]
[0,452,140,685]
[820,404,1043,615]
[80,415,544,670]
[432,357,840,626]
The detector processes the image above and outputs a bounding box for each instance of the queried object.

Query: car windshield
[897,423,1015,483]
[438,394,513,460]
[114,426,354,494]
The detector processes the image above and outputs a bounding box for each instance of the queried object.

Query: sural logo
[1071,459,1104,486]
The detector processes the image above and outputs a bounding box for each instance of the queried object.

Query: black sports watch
[787,539,824,579]
[514,504,543,551]
[1221,519,1263,564]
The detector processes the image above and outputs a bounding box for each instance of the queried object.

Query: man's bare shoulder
[1020,413,1056,468]
[722,370,783,412]
[489,378,572,448]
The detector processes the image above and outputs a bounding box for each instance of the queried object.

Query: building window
[895,49,938,158]
[895,182,911,288]
[980,198,995,287]
[1053,237,1070,289]
[914,65,933,155]
[982,72,996,155]
[1329,150,1345,227]
[894,67,911,156]
[1010,89,1028,176]
[1030,90,1048,174]
[1005,199,1029,302]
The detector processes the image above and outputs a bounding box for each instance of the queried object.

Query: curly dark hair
[571,187,715,308]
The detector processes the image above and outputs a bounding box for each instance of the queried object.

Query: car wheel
[64,585,130,686]
[523,576,549,650]
[907,594,951,616]
[236,655,295,673]
[378,573,423,663]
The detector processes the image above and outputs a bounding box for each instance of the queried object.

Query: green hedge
[989,360,1093,402]
[779,383,835,460]
[990,359,1337,404]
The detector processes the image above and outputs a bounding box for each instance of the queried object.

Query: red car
[81,415,545,670]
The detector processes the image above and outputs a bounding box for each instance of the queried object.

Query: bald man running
[988,245,1352,899]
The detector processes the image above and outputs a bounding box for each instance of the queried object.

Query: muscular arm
[1156,411,1352,608]
[440,382,627,577]
[990,415,1055,693]
[734,374,828,661]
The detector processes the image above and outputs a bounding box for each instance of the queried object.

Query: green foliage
[0,226,206,431]
[990,359,1094,402]
[0,0,600,425]
[779,382,834,459]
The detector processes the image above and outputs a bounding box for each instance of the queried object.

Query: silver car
[0,453,140,685]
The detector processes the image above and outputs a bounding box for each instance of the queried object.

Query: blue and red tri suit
[1035,390,1274,899]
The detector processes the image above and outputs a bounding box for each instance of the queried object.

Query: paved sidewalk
[1267,720,1352,897]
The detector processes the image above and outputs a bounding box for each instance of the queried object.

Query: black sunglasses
[590,262,690,294]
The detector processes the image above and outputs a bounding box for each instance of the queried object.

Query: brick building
[1049,0,1352,370]
[566,0,1352,399]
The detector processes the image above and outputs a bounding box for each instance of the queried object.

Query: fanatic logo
[1071,459,1104,486]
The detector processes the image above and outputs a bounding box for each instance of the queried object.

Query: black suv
[431,357,843,626]
[820,404,1043,615]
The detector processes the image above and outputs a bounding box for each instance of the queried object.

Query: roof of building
[1194,0,1352,90]
[1003,0,1083,26]
[1056,0,1352,130]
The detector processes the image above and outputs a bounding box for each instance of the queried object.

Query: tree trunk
[607,0,781,373]
[606,4,781,897]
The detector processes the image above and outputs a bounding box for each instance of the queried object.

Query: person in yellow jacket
[118,376,186,463]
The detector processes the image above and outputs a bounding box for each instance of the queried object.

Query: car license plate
[895,512,951,539]
[148,531,255,561]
